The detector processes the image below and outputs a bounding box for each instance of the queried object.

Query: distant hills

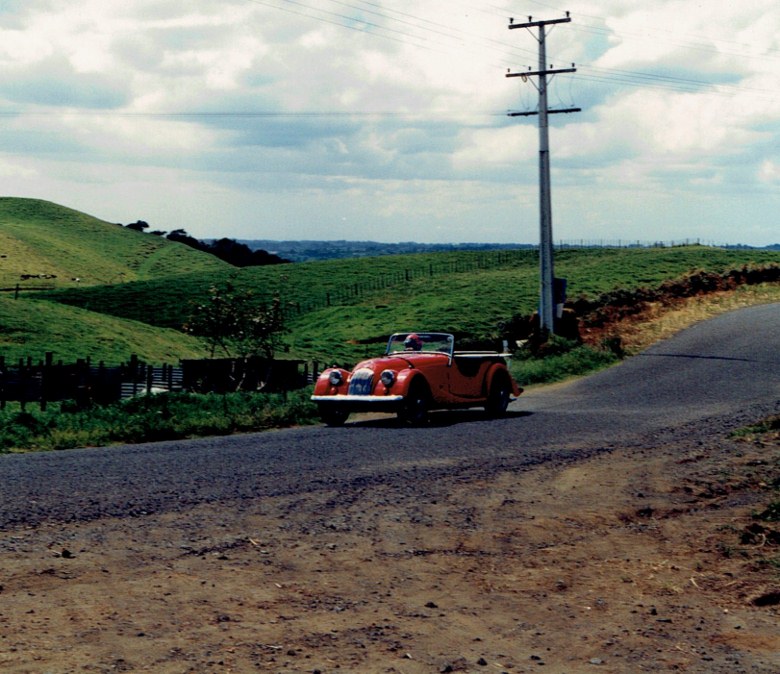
[239,239,780,263]
[238,239,531,263]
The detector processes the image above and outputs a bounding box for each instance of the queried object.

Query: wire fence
[283,239,711,317]
[284,249,526,317]
[0,353,307,410]
[556,238,705,248]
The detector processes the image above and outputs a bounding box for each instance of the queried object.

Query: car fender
[313,367,351,396]
[485,362,521,397]
[390,368,424,397]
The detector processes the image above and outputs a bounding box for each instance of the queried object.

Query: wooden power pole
[506,13,580,335]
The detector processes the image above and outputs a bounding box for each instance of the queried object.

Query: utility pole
[506,13,580,336]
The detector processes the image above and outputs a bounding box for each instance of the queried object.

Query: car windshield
[387,332,454,356]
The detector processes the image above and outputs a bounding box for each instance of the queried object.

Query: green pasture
[2,197,780,448]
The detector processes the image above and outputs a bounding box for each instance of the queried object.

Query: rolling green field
[2,198,780,366]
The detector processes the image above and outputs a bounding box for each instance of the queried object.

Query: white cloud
[0,0,779,244]
[758,159,780,183]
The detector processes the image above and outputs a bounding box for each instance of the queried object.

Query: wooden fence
[0,354,307,411]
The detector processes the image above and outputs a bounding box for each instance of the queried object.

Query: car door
[449,355,490,398]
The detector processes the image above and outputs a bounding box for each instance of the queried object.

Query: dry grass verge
[588,282,780,354]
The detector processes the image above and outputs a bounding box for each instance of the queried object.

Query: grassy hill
[0,197,230,289]
[0,197,231,364]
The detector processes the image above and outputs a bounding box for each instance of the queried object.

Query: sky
[1,1,779,246]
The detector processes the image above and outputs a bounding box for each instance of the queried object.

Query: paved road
[1,303,778,530]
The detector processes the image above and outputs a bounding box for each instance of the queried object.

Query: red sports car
[311,332,522,426]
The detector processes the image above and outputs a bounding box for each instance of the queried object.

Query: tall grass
[0,389,319,453]
[510,337,621,386]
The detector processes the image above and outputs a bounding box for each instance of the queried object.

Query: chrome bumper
[312,394,405,403]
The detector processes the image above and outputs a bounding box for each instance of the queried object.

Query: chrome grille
[348,368,374,396]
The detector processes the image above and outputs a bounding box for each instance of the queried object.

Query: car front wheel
[319,405,350,427]
[398,380,430,425]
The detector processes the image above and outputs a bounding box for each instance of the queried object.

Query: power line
[0,109,507,119]
[506,14,579,336]
[245,0,538,69]
[243,0,779,103]
[243,0,444,53]
[515,0,780,62]
[4,2,776,121]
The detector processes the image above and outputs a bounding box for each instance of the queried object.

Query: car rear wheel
[485,375,511,417]
[319,406,350,427]
[398,380,430,425]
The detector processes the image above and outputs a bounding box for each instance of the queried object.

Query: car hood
[353,353,448,372]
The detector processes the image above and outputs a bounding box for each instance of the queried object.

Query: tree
[207,238,289,266]
[125,220,149,232]
[166,229,205,251]
[184,282,287,360]
[164,230,291,266]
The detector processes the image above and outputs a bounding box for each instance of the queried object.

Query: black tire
[398,380,430,425]
[485,375,511,418]
[319,406,350,427]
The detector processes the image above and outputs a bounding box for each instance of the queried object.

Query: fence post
[128,355,139,396]
[18,358,27,412]
[41,352,53,412]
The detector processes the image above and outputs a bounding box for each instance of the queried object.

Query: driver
[403,333,423,351]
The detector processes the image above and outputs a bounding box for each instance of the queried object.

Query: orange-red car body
[311,332,522,425]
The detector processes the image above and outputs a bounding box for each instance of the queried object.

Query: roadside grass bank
[509,337,621,386]
[598,281,780,354]
[0,389,319,453]
[511,282,780,387]
[733,414,780,445]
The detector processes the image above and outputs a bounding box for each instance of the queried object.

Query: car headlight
[328,370,344,386]
[380,370,396,387]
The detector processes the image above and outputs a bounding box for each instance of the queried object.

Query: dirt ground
[1,421,778,674]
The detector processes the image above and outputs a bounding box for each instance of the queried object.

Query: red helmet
[404,333,422,351]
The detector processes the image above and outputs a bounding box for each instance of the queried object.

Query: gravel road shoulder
[1,425,778,673]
